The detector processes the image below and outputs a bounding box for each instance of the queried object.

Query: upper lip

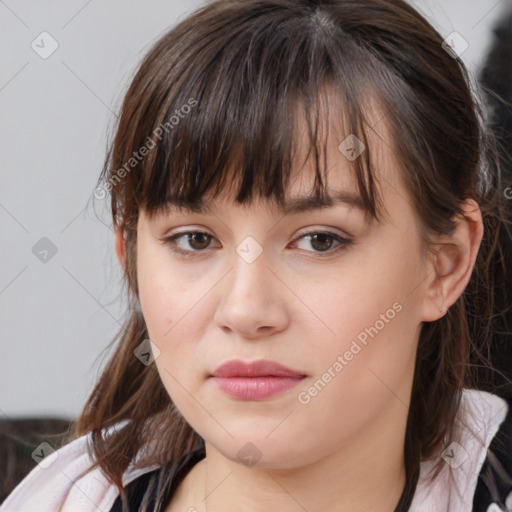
[211,359,306,378]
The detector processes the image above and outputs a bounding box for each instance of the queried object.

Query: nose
[214,244,290,339]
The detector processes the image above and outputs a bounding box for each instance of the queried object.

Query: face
[133,107,430,470]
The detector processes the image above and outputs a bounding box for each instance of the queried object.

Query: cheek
[137,243,193,338]
[294,309,417,453]
[297,250,421,411]
[136,248,215,388]
[302,248,416,349]
[138,270,177,340]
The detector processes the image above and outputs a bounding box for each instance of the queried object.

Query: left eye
[293,232,352,253]
[164,230,353,257]
[168,231,218,253]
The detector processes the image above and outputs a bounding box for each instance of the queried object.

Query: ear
[420,198,484,322]
[115,228,127,271]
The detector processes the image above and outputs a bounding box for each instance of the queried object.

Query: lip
[211,359,306,378]
[210,359,307,401]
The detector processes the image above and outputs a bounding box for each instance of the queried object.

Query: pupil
[312,233,332,251]
[191,233,209,249]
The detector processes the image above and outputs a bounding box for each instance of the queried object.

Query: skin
[115,104,483,512]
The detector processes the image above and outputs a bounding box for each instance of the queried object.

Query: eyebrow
[278,190,366,215]
[161,190,366,215]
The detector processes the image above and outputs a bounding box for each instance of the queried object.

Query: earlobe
[421,199,483,322]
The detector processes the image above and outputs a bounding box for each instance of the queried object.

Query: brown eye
[293,231,353,257]
[186,232,212,250]
[309,233,335,252]
[164,231,218,258]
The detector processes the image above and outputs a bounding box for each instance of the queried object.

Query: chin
[206,434,312,470]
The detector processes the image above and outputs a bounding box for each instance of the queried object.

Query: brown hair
[59,0,511,510]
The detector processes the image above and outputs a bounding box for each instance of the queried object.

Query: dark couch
[0,417,76,504]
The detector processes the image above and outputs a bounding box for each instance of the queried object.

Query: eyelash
[163,229,353,259]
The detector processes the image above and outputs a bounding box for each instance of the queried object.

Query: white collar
[409,389,509,512]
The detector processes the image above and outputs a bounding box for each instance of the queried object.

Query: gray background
[1,0,510,420]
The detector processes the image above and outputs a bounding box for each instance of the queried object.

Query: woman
[2,0,511,511]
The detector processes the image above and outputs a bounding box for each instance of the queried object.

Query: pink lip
[210,359,307,400]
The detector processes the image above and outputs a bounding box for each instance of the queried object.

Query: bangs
[111,2,403,225]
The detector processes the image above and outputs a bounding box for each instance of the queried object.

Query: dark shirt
[109,447,206,512]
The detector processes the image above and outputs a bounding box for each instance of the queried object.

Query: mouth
[209,359,307,400]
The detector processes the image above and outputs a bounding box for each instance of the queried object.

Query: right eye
[164,231,219,258]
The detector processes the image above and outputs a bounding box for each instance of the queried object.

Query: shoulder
[472,387,512,512]
[410,388,510,512]
[0,420,162,512]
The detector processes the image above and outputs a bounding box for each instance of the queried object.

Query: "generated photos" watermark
[297,301,403,405]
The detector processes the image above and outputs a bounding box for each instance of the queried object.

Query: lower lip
[211,376,305,400]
